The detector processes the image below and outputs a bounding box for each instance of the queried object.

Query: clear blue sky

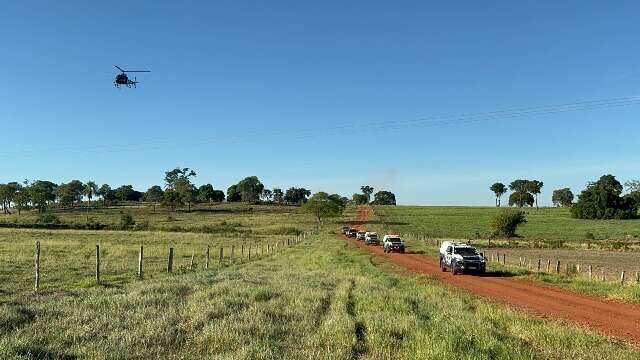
[2,1,639,205]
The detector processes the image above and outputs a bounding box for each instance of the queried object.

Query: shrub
[491,210,527,238]
[120,213,135,229]
[36,214,61,225]
[584,232,595,240]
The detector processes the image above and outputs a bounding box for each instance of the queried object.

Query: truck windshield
[389,238,402,243]
[454,248,478,256]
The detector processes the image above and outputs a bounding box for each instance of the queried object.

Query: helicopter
[114,65,150,88]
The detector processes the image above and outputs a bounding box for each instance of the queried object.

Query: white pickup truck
[439,241,486,275]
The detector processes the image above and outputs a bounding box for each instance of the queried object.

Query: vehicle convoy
[439,241,486,275]
[383,235,405,253]
[356,231,366,240]
[347,229,358,238]
[365,232,379,245]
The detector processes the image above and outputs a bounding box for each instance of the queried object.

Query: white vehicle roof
[439,241,476,252]
[365,232,377,235]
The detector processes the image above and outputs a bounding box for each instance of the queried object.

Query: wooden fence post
[519,256,522,267]
[219,247,223,263]
[546,260,551,272]
[502,254,506,265]
[138,245,144,278]
[190,251,195,270]
[248,246,251,261]
[96,245,101,284]
[601,268,605,282]
[167,247,174,273]
[555,260,560,273]
[241,244,244,260]
[589,265,592,280]
[636,271,639,284]
[537,259,541,272]
[620,271,626,286]
[35,241,40,291]
[205,246,210,269]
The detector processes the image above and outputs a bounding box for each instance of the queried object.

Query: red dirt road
[347,206,640,343]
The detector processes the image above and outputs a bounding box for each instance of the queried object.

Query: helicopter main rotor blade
[124,70,150,73]
[114,65,125,72]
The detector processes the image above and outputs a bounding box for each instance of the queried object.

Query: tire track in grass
[345,278,368,360]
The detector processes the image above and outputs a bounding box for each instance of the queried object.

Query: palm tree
[83,181,98,208]
[490,182,507,207]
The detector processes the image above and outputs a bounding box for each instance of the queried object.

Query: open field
[2,228,639,358]
[373,206,640,246]
[0,204,316,302]
[0,203,312,234]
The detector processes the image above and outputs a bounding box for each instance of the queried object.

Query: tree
[303,192,345,224]
[352,193,368,205]
[164,168,197,211]
[490,183,507,207]
[56,183,77,209]
[625,180,640,205]
[284,187,311,205]
[571,174,638,219]
[97,184,114,207]
[371,191,396,205]
[360,185,374,203]
[0,182,18,214]
[508,179,530,208]
[272,188,284,204]
[162,189,182,211]
[261,189,273,202]
[508,192,534,207]
[29,180,57,212]
[145,185,164,212]
[67,180,85,205]
[527,180,544,209]
[236,176,264,203]
[552,188,574,207]
[13,184,31,215]
[83,181,98,208]
[211,190,225,203]
[227,184,241,202]
[197,184,215,203]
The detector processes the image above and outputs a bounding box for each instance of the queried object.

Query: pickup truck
[347,229,358,238]
[383,235,405,253]
[364,232,379,245]
[439,241,486,275]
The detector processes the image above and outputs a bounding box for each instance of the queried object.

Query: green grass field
[373,205,640,245]
[1,205,640,358]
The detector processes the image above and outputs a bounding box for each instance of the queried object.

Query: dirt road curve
[347,206,640,343]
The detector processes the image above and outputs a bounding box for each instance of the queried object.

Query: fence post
[190,251,195,270]
[636,271,639,284]
[555,260,560,273]
[248,246,251,261]
[601,268,605,282]
[589,265,592,280]
[547,259,551,272]
[519,256,522,267]
[35,241,41,292]
[241,244,244,260]
[167,247,174,273]
[205,246,210,270]
[96,245,101,284]
[219,247,223,263]
[138,245,144,278]
[537,259,541,272]
[620,271,626,286]
[502,254,506,265]
[231,245,235,261]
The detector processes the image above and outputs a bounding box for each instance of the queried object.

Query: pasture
[2,228,639,358]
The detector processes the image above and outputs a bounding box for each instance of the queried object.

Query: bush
[491,210,527,238]
[120,213,135,229]
[36,214,61,225]
[584,232,595,240]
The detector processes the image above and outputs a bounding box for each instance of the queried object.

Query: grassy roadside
[2,230,639,359]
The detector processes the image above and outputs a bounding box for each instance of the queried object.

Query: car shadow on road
[475,270,518,278]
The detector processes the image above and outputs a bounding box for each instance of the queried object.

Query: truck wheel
[452,263,459,275]
[440,259,446,272]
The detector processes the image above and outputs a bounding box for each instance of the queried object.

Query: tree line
[0,168,398,215]
[351,185,396,205]
[490,175,640,220]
